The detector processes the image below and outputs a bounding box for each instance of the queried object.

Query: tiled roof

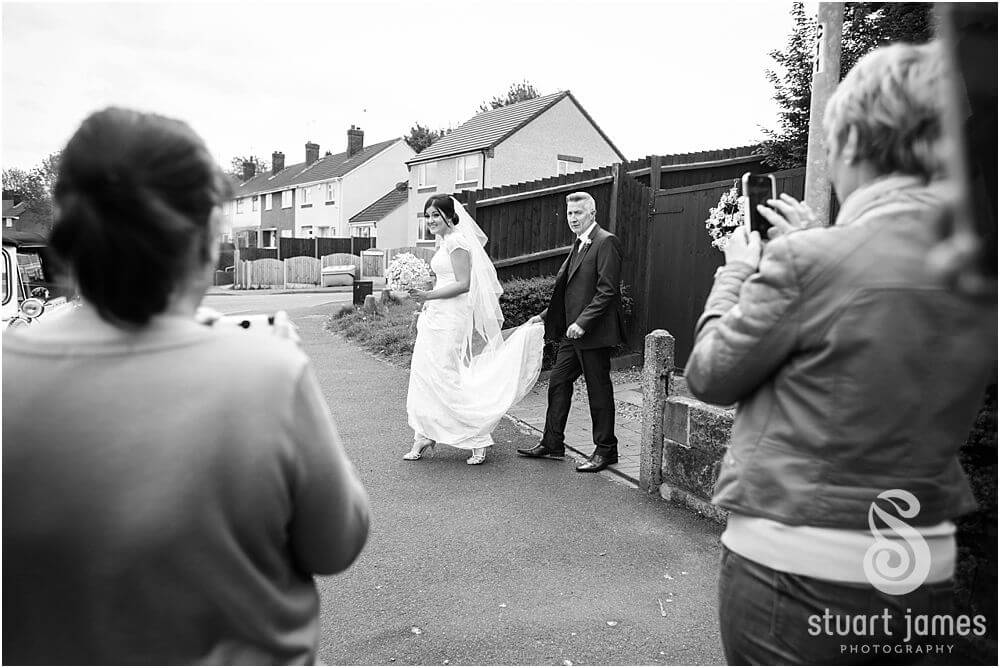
[406,91,575,164]
[349,183,408,223]
[233,138,402,198]
[2,200,28,217]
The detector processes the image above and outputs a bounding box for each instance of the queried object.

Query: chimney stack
[347,125,364,157]
[305,141,319,165]
[271,151,285,175]
[241,160,257,182]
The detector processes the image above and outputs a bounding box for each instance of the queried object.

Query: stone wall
[640,329,732,523]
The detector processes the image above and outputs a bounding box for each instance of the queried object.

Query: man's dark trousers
[541,337,618,457]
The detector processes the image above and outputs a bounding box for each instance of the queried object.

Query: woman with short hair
[686,43,996,664]
[2,107,370,665]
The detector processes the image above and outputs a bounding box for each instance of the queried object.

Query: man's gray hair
[566,191,596,214]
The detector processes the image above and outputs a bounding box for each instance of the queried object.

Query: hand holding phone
[742,172,778,238]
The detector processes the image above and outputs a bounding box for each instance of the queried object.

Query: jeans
[718,546,957,665]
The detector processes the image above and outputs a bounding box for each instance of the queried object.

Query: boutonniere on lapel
[580,238,593,252]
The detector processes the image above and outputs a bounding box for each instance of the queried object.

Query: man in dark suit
[517,192,626,473]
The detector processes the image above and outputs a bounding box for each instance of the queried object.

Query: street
[201,290,351,317]
[202,293,726,665]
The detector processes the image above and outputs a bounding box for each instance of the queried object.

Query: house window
[301,226,314,237]
[416,213,435,241]
[417,162,437,189]
[455,154,480,187]
[326,182,336,204]
[4,218,11,228]
[351,224,373,238]
[236,198,245,214]
[300,187,312,207]
[260,229,277,248]
[265,193,273,210]
[557,154,584,175]
[281,190,292,208]
[252,196,259,212]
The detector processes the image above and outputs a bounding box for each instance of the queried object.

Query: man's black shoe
[576,453,618,472]
[516,443,565,458]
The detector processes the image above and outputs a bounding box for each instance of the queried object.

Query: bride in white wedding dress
[404,195,543,465]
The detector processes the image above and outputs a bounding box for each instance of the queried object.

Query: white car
[2,232,76,329]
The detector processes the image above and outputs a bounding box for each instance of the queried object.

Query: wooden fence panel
[245,258,283,288]
[315,237,375,256]
[362,250,385,277]
[239,247,278,261]
[612,171,654,349]
[285,256,321,285]
[280,237,314,260]
[476,180,614,281]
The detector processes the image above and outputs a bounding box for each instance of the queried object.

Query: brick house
[222,126,414,247]
[402,91,625,247]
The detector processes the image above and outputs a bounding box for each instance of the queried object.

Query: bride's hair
[424,194,460,225]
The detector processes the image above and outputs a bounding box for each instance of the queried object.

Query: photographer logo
[863,489,930,595]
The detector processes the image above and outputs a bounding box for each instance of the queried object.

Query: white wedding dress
[406,231,544,450]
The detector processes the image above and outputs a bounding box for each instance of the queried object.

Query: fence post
[465,190,477,221]
[608,163,621,235]
[640,329,674,494]
[649,154,662,192]
[233,248,241,289]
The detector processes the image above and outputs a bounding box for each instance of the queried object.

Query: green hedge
[499,276,556,327]
[499,275,636,369]
[955,382,997,661]
[499,276,559,368]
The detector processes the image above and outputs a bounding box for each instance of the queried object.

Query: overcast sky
[2,0,805,172]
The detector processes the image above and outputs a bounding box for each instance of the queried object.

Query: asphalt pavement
[202,294,726,666]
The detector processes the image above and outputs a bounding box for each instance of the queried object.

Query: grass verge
[325,300,418,366]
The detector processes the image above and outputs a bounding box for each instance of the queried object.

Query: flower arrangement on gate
[705,182,744,251]
[385,252,432,291]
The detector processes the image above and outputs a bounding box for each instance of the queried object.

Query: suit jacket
[541,225,626,350]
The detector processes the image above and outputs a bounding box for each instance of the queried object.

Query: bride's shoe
[466,447,487,465]
[403,438,435,461]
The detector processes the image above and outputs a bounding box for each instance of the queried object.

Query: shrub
[499,275,637,367]
[499,275,556,327]
[954,381,997,661]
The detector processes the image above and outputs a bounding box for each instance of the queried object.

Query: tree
[405,123,446,153]
[2,152,60,236]
[226,155,269,182]
[478,80,540,113]
[758,2,936,169]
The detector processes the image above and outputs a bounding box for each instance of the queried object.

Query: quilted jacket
[685,175,996,529]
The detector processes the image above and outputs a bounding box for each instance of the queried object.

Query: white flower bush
[705,183,745,251]
[385,252,432,291]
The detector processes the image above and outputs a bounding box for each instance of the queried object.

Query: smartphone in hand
[742,172,778,238]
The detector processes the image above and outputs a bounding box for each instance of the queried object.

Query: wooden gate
[642,168,807,368]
